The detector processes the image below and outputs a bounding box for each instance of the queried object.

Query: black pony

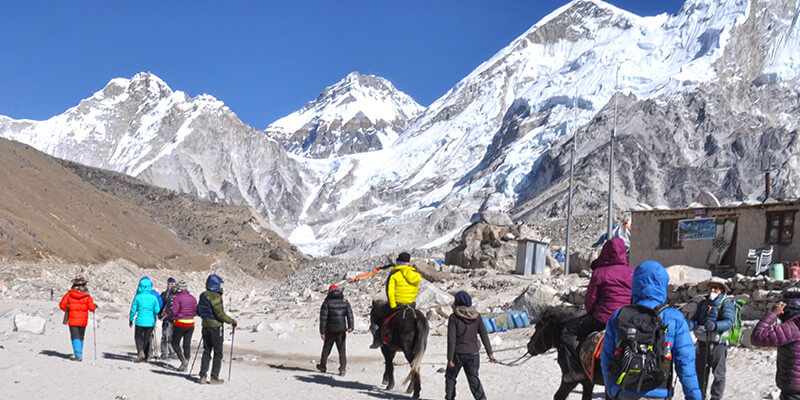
[527,307,604,400]
[380,305,429,398]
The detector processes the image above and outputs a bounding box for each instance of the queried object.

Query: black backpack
[608,304,673,393]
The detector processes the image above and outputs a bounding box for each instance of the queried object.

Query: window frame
[658,218,683,250]
[766,210,797,245]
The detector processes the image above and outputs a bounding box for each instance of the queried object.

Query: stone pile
[668,274,800,320]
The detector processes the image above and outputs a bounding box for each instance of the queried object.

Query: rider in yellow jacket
[370,252,422,348]
[387,258,422,308]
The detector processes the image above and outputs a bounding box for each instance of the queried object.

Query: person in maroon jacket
[165,280,197,372]
[560,237,633,382]
[751,288,800,400]
[445,291,495,400]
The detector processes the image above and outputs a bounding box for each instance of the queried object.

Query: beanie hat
[454,291,472,307]
[397,252,411,263]
[176,281,188,291]
[167,277,176,285]
[329,284,339,291]
[71,276,88,292]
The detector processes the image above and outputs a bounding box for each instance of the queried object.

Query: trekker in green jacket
[195,274,237,384]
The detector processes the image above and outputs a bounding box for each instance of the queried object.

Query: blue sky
[0,1,685,129]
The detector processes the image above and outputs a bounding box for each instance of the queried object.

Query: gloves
[232,319,238,329]
[704,320,716,332]
[129,320,133,328]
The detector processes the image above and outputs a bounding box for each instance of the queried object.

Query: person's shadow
[39,350,73,360]
[150,369,197,383]
[102,352,137,362]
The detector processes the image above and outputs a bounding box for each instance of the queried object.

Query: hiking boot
[177,360,189,372]
[339,368,346,377]
[316,363,326,373]
[75,357,83,362]
[134,351,145,363]
[210,378,225,385]
[369,335,382,349]
[199,376,209,384]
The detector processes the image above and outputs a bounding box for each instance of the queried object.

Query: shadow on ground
[295,374,375,391]
[102,351,137,362]
[39,350,74,360]
[150,369,198,383]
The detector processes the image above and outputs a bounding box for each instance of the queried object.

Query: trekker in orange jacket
[59,276,97,361]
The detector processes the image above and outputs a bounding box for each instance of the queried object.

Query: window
[658,219,682,249]
[766,210,797,245]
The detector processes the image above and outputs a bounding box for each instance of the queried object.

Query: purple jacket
[585,238,632,323]
[751,311,800,393]
[165,290,197,322]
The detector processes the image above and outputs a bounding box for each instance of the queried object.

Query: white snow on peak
[265,71,424,145]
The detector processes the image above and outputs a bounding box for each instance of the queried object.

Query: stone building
[631,200,800,274]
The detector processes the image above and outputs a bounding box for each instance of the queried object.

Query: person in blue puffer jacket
[601,261,702,400]
[129,277,161,363]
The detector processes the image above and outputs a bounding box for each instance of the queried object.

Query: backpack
[720,299,746,346]
[609,304,672,393]
[196,292,216,321]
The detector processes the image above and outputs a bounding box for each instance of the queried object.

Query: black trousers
[69,325,86,341]
[134,326,154,358]
[695,341,727,400]
[161,320,175,357]
[319,331,347,371]
[171,325,194,362]
[445,352,486,400]
[782,392,800,400]
[561,313,605,370]
[200,326,224,379]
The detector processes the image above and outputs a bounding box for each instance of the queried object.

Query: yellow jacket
[386,263,422,308]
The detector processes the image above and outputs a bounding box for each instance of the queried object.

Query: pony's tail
[403,310,428,385]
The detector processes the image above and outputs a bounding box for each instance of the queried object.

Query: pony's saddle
[381,305,414,345]
[578,330,605,385]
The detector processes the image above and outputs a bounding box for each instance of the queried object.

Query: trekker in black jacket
[317,284,354,376]
[446,291,495,400]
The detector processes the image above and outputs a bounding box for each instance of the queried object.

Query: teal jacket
[129,277,161,327]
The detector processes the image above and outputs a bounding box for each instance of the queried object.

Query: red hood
[590,238,628,270]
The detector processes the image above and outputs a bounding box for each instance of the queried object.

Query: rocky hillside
[0,137,307,278]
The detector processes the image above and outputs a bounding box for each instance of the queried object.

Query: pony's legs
[580,382,594,400]
[554,380,578,400]
[381,346,395,390]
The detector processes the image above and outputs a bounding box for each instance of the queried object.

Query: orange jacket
[59,290,96,327]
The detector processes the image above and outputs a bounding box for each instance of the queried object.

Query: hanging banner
[678,218,716,240]
[707,216,739,266]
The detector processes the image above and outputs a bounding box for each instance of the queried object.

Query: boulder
[664,265,713,287]
[444,222,518,270]
[416,281,454,309]
[568,247,598,273]
[510,285,561,323]
[252,321,269,333]
[13,313,46,335]
[480,210,513,226]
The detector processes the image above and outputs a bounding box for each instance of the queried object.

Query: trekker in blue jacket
[129,277,161,363]
[601,261,702,400]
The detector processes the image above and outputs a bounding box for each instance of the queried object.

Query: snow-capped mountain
[265,71,424,158]
[0,73,309,233]
[1,0,799,258]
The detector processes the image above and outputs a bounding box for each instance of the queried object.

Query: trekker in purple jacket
[751,288,800,400]
[165,281,197,372]
[560,237,633,382]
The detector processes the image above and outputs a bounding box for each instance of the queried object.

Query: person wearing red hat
[317,284,354,376]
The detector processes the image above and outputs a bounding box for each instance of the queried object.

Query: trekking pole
[702,340,712,399]
[228,326,236,381]
[92,311,97,360]
[189,337,203,375]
